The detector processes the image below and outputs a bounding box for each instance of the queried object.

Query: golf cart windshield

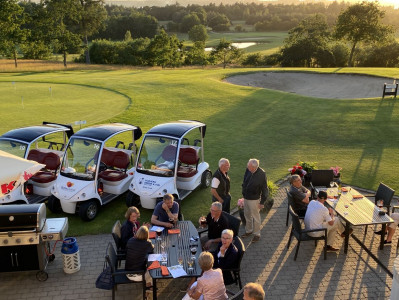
[137,136,177,177]
[0,140,28,158]
[60,138,101,181]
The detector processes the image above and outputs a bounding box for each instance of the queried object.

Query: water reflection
[205,42,257,51]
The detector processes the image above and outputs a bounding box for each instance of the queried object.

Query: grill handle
[10,253,14,267]
[15,253,18,267]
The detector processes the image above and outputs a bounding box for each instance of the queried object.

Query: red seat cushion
[30,171,57,183]
[99,170,128,181]
[177,147,199,178]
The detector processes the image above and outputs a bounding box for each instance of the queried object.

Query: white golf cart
[49,123,142,221]
[0,122,73,205]
[127,120,212,210]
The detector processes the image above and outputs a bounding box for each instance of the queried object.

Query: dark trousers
[212,194,231,213]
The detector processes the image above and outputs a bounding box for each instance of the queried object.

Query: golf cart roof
[146,120,206,139]
[0,123,73,144]
[72,123,142,142]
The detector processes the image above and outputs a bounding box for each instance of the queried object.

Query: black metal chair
[287,206,327,261]
[105,242,147,300]
[364,183,395,234]
[286,189,305,226]
[224,236,245,290]
[310,170,334,199]
[111,220,126,265]
[391,206,399,249]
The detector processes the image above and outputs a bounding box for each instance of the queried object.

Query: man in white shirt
[304,191,347,251]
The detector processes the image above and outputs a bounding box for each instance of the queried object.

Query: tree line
[1,0,398,68]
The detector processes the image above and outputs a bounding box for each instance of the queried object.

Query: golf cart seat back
[27,149,61,183]
[177,147,199,178]
[162,145,177,161]
[99,148,130,182]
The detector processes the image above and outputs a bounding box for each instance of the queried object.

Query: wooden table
[320,187,393,254]
[149,221,202,300]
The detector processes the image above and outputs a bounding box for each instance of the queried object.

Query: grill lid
[0,203,46,231]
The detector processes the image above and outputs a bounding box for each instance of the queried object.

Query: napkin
[341,187,348,192]
[168,229,181,234]
[352,195,363,199]
[327,195,334,199]
[161,266,170,276]
[148,261,161,270]
[149,231,156,239]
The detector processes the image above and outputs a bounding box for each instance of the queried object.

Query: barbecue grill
[0,203,68,281]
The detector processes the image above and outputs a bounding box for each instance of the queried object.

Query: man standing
[200,202,229,252]
[241,158,268,242]
[289,174,311,217]
[211,158,231,213]
[304,191,347,251]
[151,193,179,228]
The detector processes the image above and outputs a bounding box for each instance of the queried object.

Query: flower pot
[238,208,246,226]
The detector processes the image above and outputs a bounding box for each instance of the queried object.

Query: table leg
[153,278,157,300]
[380,224,386,250]
[344,222,350,254]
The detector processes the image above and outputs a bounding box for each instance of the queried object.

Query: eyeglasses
[210,209,221,213]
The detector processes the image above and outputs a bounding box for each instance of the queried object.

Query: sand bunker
[225,72,396,99]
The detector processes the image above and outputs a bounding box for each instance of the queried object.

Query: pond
[205,42,257,51]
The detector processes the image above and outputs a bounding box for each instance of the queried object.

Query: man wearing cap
[304,190,348,251]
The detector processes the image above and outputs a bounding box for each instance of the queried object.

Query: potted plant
[330,166,342,184]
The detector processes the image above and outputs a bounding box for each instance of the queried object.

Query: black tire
[126,191,140,207]
[201,170,212,188]
[48,195,62,213]
[79,200,99,221]
[36,271,48,281]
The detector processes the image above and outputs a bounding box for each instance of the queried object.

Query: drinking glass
[178,254,183,266]
[330,181,334,188]
[190,247,197,260]
[169,218,175,228]
[377,199,384,209]
[199,216,207,228]
[161,252,167,266]
[187,258,194,271]
[156,230,162,241]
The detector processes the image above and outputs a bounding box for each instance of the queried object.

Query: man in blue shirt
[151,193,179,228]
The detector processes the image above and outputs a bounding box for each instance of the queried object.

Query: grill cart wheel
[36,270,48,281]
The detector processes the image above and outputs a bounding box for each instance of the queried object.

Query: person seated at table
[304,191,349,252]
[243,282,265,300]
[374,212,399,244]
[200,202,229,252]
[120,206,150,249]
[183,251,228,300]
[289,174,311,217]
[211,229,239,285]
[125,226,154,288]
[151,193,179,228]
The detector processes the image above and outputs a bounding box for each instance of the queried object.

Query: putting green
[0,81,130,134]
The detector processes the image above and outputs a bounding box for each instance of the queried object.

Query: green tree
[334,1,394,67]
[180,13,201,33]
[124,30,132,41]
[280,14,331,67]
[76,0,107,64]
[44,0,82,67]
[210,38,243,69]
[146,29,183,68]
[207,12,230,32]
[188,25,208,43]
[0,0,28,67]
[184,41,207,66]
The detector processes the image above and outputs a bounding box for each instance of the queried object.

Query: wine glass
[178,253,183,266]
[377,199,384,209]
[156,229,162,241]
[187,258,194,271]
[190,247,197,260]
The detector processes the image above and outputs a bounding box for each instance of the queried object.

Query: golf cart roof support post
[200,127,204,163]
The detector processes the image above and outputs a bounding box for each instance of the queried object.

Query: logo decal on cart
[67,182,74,187]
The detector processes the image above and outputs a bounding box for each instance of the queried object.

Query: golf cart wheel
[48,195,62,213]
[201,170,212,188]
[79,200,99,221]
[36,271,48,281]
[126,191,140,207]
